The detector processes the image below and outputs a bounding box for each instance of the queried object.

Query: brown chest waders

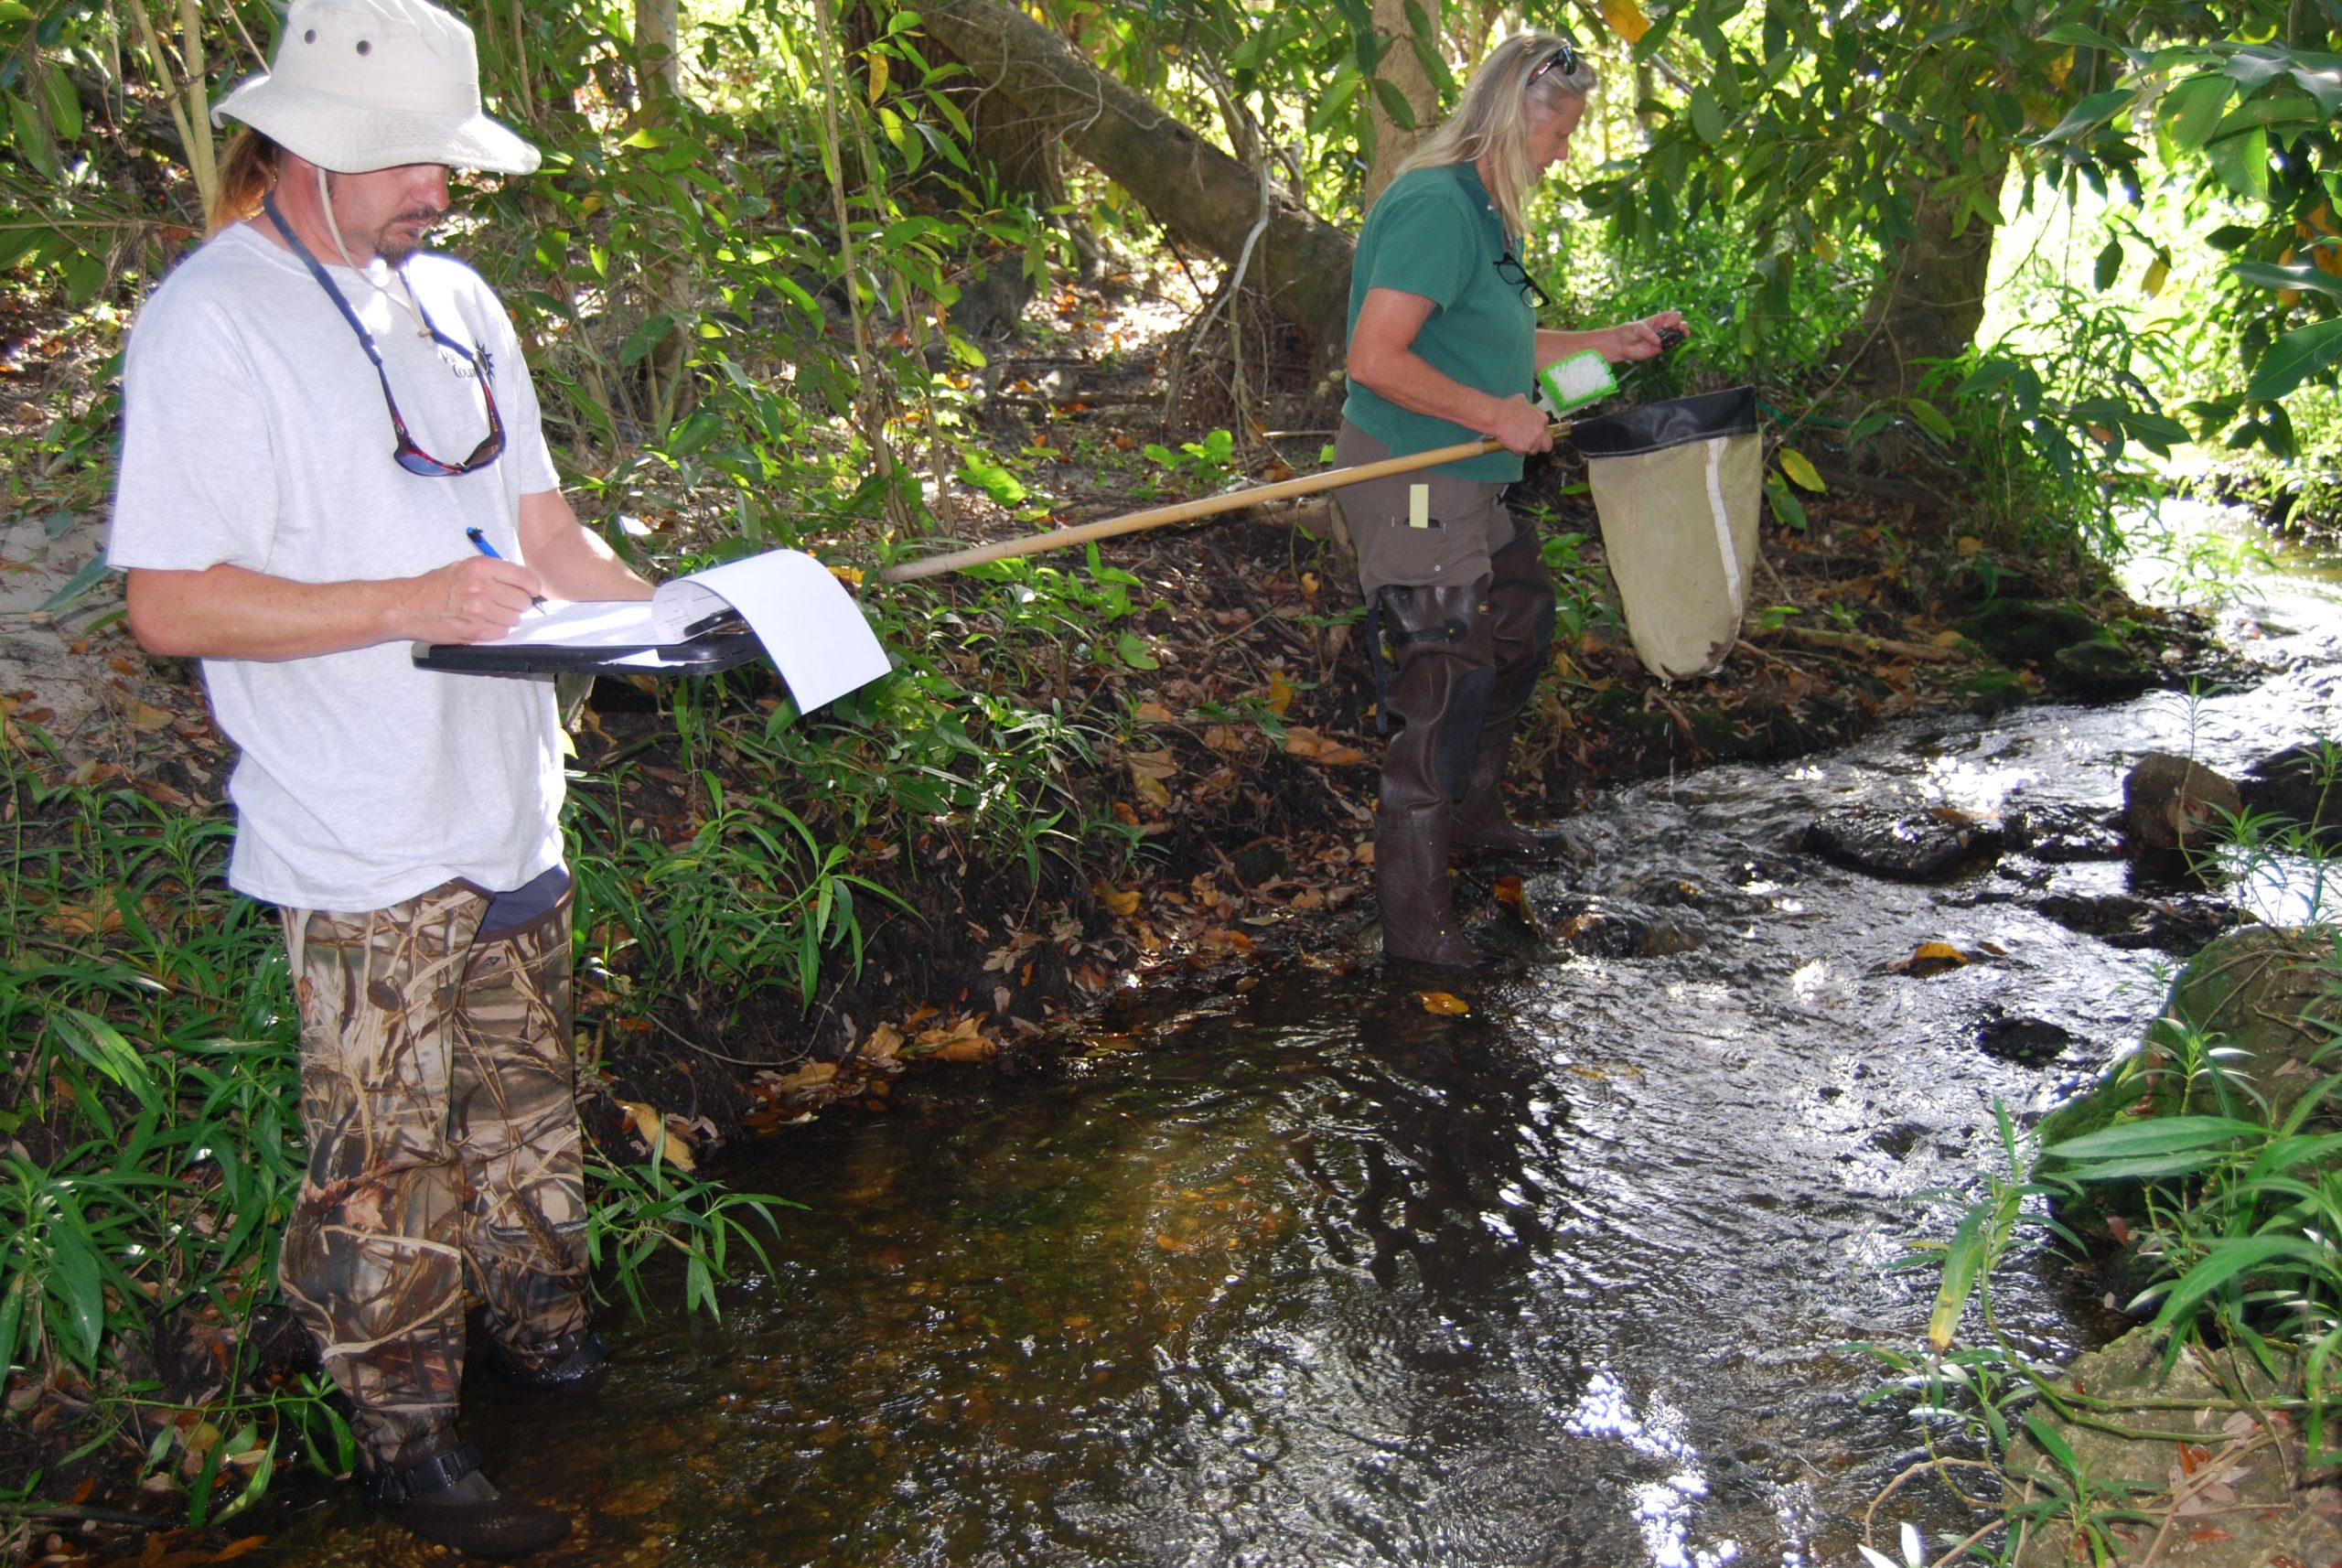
[1370,572,1493,966]
[1450,530,1568,861]
[1366,531,1565,968]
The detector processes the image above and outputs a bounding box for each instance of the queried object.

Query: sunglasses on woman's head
[1526,38,1579,86]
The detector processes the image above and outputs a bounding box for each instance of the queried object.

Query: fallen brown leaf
[1283,727,1367,766]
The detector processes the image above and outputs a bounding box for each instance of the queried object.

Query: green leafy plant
[1141,427,1238,491]
[584,1148,797,1322]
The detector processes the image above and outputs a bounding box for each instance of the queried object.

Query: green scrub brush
[1536,349,1617,415]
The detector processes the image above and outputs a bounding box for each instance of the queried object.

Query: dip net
[1573,386,1763,681]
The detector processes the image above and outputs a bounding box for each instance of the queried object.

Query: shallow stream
[258,516,2342,1566]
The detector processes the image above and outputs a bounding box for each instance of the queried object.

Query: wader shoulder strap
[1365,597,1391,735]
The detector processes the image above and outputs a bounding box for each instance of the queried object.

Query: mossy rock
[2037,925,2342,1161]
[2008,1326,2342,1568]
[2050,637,2154,698]
[1960,597,2104,666]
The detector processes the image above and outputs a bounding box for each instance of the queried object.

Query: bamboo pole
[879,424,1567,582]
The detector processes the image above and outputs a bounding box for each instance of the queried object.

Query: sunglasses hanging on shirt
[262,191,506,478]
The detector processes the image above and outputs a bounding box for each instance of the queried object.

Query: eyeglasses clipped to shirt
[1494,248,1552,312]
[262,191,506,478]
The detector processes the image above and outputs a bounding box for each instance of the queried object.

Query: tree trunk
[632,0,690,424]
[634,0,680,102]
[1842,155,2005,399]
[1361,0,1440,208]
[919,0,1357,356]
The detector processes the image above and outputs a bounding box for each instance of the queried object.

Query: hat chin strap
[316,164,367,273]
[315,163,425,329]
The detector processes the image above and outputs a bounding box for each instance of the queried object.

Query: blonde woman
[1338,31,1684,968]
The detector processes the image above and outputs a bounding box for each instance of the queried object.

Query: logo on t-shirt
[436,342,491,385]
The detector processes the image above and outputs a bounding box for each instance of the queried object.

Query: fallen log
[917,0,1356,351]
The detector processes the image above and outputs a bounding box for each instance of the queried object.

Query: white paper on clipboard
[475,549,890,712]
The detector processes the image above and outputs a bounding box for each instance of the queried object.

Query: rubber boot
[1449,531,1569,863]
[362,1434,571,1559]
[1374,579,1497,968]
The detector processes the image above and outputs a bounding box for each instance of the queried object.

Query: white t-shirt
[109,222,567,912]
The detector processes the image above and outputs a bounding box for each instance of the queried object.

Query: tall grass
[0,716,790,1532]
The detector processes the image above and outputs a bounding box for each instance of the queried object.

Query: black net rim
[1571,385,1758,458]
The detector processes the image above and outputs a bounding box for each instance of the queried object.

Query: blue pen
[466,527,547,609]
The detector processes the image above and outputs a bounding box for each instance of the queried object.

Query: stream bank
[0,273,2272,1560]
[177,503,2342,1568]
[15,505,2316,1567]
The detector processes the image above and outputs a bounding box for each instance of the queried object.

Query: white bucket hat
[212,0,539,175]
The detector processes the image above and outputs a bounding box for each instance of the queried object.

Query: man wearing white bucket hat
[107,0,650,1554]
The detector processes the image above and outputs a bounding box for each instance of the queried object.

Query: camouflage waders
[278,878,590,1470]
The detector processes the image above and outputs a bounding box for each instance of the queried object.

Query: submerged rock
[2031,890,2251,954]
[2014,802,2127,863]
[1539,895,1704,958]
[2122,751,2243,854]
[1800,804,2009,881]
[1974,1013,2074,1067]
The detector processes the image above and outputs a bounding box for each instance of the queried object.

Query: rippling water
[254,515,2342,1566]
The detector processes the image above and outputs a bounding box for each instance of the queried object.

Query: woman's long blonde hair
[1388,31,1595,234]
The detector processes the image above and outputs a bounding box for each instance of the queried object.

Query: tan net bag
[1573,386,1762,681]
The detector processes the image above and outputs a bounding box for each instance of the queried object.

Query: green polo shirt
[1341,162,1534,483]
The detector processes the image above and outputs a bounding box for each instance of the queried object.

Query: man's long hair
[1386,32,1596,234]
[210,128,281,232]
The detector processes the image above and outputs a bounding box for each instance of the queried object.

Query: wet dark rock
[1974,1013,2074,1067]
[1608,875,1769,917]
[2122,751,2242,854]
[1541,895,1704,958]
[2048,638,2154,698]
[2031,889,2251,954]
[1958,598,2102,666]
[2240,742,2342,843]
[1867,1120,1929,1158]
[2012,802,2125,862]
[1799,805,2009,881]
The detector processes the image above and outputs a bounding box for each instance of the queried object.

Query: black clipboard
[411,618,765,678]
